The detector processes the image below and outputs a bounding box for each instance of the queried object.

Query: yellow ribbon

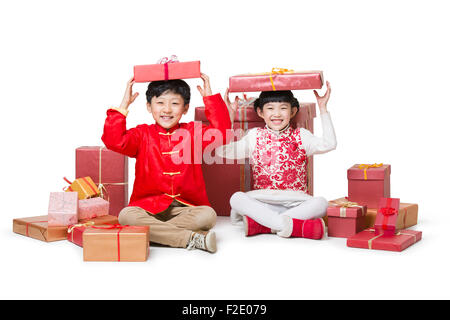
[269,68,294,91]
[358,163,384,180]
[67,221,95,242]
[365,229,383,249]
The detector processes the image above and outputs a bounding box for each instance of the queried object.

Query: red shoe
[278,216,325,240]
[243,216,272,237]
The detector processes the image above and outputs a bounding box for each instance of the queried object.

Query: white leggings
[230,191,328,231]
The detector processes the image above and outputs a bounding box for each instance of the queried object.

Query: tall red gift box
[326,198,367,238]
[347,228,422,252]
[374,197,400,236]
[195,102,316,216]
[75,146,128,217]
[347,163,391,208]
[134,61,201,82]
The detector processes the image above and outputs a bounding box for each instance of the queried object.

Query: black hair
[146,79,191,105]
[253,90,299,112]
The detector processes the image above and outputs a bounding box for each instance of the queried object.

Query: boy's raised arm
[101,78,141,158]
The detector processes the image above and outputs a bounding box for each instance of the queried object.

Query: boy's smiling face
[256,102,297,131]
[147,90,189,129]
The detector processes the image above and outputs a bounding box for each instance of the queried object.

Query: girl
[219,81,336,239]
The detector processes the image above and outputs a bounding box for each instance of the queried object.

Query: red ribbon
[26,220,48,237]
[380,198,398,230]
[91,224,147,261]
[164,63,169,80]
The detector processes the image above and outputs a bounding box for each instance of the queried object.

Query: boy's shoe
[187,231,217,253]
[277,216,325,240]
[243,216,273,236]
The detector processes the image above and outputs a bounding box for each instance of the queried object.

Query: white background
[1,0,449,300]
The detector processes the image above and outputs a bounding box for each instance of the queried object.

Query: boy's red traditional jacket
[102,93,231,214]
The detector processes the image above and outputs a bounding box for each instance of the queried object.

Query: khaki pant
[118,205,217,248]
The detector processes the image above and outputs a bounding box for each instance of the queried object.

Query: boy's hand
[197,73,212,97]
[224,88,239,123]
[119,77,139,110]
[313,81,331,114]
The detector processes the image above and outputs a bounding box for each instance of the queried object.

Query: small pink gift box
[48,192,78,227]
[326,198,367,238]
[347,163,391,208]
[133,60,201,82]
[78,197,110,220]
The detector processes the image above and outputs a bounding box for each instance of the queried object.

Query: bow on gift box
[330,199,365,217]
[269,68,294,91]
[157,55,179,81]
[358,163,383,180]
[380,198,398,230]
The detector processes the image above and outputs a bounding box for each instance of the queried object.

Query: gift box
[48,192,78,227]
[326,198,367,238]
[195,102,316,216]
[83,224,149,262]
[134,61,201,82]
[76,146,128,217]
[229,69,323,93]
[64,176,100,200]
[13,215,68,242]
[67,215,119,247]
[78,197,110,220]
[365,203,418,229]
[347,163,391,208]
[374,197,400,236]
[347,228,422,252]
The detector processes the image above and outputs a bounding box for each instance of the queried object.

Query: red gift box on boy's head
[75,146,128,217]
[133,56,201,82]
[374,197,400,236]
[228,69,323,93]
[347,163,391,208]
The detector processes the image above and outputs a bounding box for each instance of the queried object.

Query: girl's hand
[119,77,139,110]
[224,88,239,123]
[313,81,331,114]
[197,73,212,97]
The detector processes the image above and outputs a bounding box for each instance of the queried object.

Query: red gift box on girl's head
[326,198,367,238]
[228,69,323,93]
[374,197,400,236]
[75,146,128,217]
[347,163,391,208]
[134,56,201,82]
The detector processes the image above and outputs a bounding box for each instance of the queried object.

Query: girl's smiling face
[256,102,298,131]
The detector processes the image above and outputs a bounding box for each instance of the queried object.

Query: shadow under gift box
[83,225,149,262]
[75,146,128,217]
[347,164,391,209]
[195,103,316,216]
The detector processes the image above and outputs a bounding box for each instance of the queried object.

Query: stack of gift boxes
[13,146,149,262]
[326,163,422,251]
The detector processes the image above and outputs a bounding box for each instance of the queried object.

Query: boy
[102,74,231,253]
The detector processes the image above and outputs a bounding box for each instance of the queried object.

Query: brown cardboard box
[83,225,149,262]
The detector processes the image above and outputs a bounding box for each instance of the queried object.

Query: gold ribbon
[396,231,417,243]
[358,163,384,180]
[329,199,365,218]
[67,221,95,242]
[268,68,294,91]
[97,146,128,201]
[366,229,383,249]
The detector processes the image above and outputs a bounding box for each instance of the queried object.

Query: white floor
[2,214,448,300]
